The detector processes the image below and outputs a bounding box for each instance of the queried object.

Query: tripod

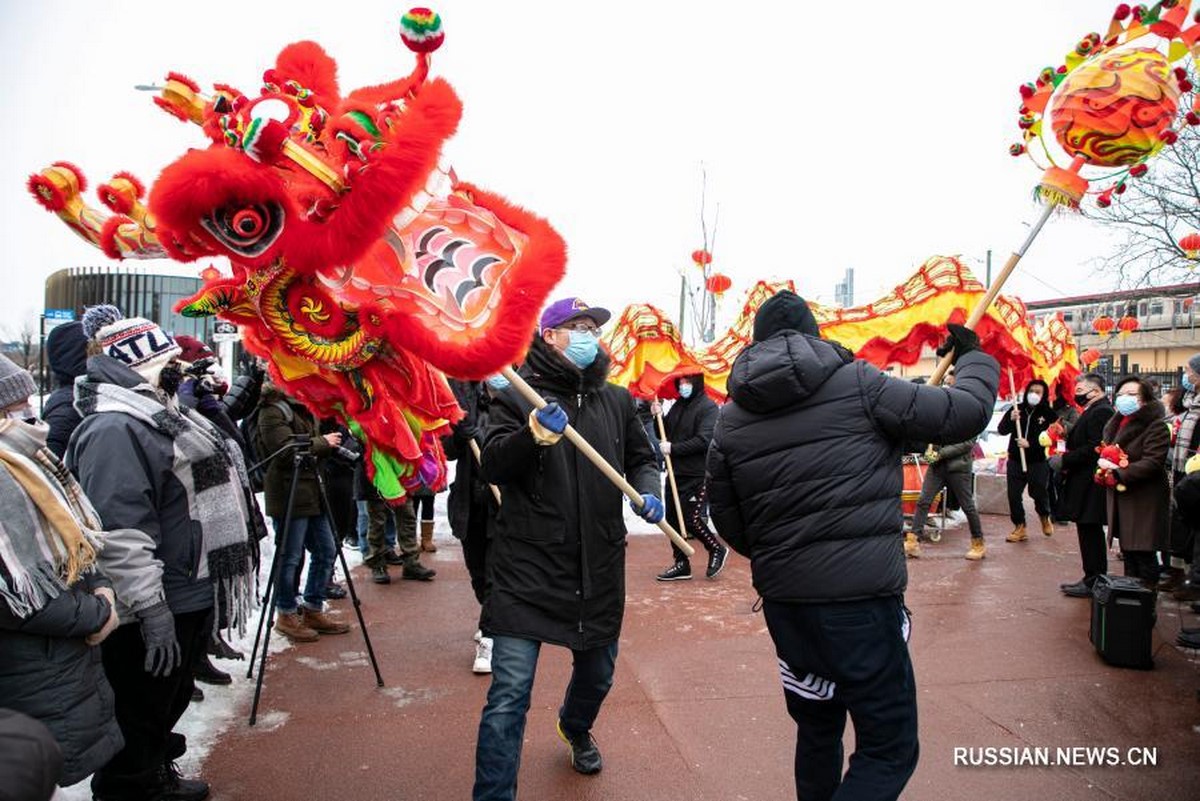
[246,435,384,725]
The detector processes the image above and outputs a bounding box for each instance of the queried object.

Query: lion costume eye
[200,202,284,257]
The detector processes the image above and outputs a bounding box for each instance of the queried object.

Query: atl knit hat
[0,354,37,409]
[174,335,215,365]
[81,304,181,371]
[752,290,820,342]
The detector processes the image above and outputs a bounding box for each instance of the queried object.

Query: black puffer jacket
[444,380,495,539]
[706,333,998,603]
[0,572,123,786]
[480,337,659,649]
[663,375,719,479]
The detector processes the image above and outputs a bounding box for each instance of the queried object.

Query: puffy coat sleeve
[222,371,264,422]
[0,584,110,639]
[1117,420,1170,487]
[671,401,718,458]
[706,414,748,556]
[479,390,541,485]
[620,390,661,497]
[863,351,999,445]
[936,439,975,461]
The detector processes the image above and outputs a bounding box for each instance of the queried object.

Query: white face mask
[1026,393,1042,407]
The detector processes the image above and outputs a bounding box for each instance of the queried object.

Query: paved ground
[198,509,1200,801]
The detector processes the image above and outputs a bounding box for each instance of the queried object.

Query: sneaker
[324,582,348,600]
[473,637,493,674]
[964,538,986,561]
[384,548,406,566]
[371,563,391,584]
[1006,524,1028,543]
[192,654,232,686]
[402,562,437,581]
[159,760,211,801]
[705,545,729,579]
[301,608,351,635]
[556,719,602,775]
[656,561,692,581]
[275,611,320,643]
[1039,515,1054,536]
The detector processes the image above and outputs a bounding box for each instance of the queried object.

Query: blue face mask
[563,330,599,368]
[1115,395,1141,416]
[486,374,510,391]
[1184,374,1194,391]
[678,382,694,399]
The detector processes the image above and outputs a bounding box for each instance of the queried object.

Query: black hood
[520,335,612,398]
[672,372,706,404]
[46,321,88,386]
[728,332,853,414]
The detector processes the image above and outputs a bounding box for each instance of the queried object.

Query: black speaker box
[1089,574,1156,670]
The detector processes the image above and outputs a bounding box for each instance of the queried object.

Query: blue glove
[534,402,569,435]
[634,493,665,523]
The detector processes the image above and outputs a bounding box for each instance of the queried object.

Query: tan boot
[965,538,986,561]
[420,520,437,553]
[1006,524,1028,543]
[301,608,350,635]
[275,611,319,643]
[1039,515,1054,536]
[904,532,921,559]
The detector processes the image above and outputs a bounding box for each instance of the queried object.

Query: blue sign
[45,308,75,321]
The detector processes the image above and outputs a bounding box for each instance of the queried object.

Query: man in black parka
[706,291,999,801]
[1057,372,1115,597]
[473,297,664,801]
[653,372,730,581]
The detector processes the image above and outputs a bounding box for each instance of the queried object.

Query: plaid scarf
[0,419,103,618]
[1174,392,1200,474]
[74,376,255,632]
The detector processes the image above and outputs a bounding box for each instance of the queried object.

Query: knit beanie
[45,321,88,386]
[752,290,821,342]
[1189,354,1200,376]
[82,304,181,383]
[174,334,215,365]
[0,355,36,410]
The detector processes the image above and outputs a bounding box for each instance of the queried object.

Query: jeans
[473,636,618,801]
[273,514,337,613]
[763,597,918,801]
[1007,461,1051,525]
[911,466,983,540]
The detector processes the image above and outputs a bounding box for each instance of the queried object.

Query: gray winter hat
[0,355,36,409]
[1189,354,1200,375]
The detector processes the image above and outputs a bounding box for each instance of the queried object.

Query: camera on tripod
[289,432,313,455]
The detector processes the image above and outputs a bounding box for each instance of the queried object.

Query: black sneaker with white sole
[705,545,729,579]
[557,720,602,775]
[656,561,692,581]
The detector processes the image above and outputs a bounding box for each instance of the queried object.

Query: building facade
[44,266,213,341]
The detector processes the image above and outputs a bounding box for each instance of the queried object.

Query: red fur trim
[99,215,135,260]
[27,173,67,211]
[166,71,200,92]
[51,161,86,193]
[273,41,341,112]
[148,146,299,268]
[113,171,145,197]
[366,182,567,380]
[289,77,461,272]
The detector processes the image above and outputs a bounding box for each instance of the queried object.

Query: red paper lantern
[1092,315,1116,336]
[706,273,732,296]
[691,249,712,266]
[1081,348,1102,367]
[1180,232,1200,260]
[1116,315,1140,338]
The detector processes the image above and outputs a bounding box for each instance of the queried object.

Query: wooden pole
[654,406,688,543]
[501,367,695,556]
[928,201,1057,386]
[468,439,502,506]
[1008,367,1029,473]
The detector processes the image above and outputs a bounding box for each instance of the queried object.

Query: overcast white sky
[0,1,1138,339]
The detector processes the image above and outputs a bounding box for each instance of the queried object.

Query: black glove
[935,324,979,363]
[137,601,181,677]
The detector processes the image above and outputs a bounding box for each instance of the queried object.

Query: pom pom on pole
[401,8,445,53]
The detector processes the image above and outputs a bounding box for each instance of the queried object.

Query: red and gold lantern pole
[932,1,1200,384]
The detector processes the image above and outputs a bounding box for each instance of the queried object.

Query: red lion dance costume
[27,9,566,501]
